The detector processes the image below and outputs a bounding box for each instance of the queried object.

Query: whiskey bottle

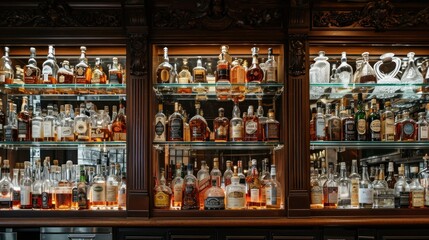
[323,162,338,209]
[246,47,264,94]
[417,112,429,141]
[90,160,106,209]
[171,167,184,210]
[257,101,267,141]
[108,57,123,84]
[154,168,172,209]
[355,93,367,141]
[31,103,43,141]
[210,158,222,188]
[216,52,231,101]
[23,47,41,84]
[230,59,246,102]
[409,166,424,208]
[386,161,396,189]
[197,160,210,210]
[214,108,229,142]
[181,163,199,210]
[31,160,43,209]
[12,167,20,209]
[244,105,259,141]
[358,162,373,209]
[265,164,282,209]
[327,104,341,141]
[74,103,91,141]
[381,101,395,141]
[20,161,32,209]
[310,168,323,209]
[41,160,53,209]
[349,159,360,209]
[106,164,120,209]
[223,160,233,188]
[204,178,225,210]
[42,45,59,84]
[75,46,92,84]
[118,170,126,210]
[225,166,246,210]
[156,47,174,84]
[189,101,207,142]
[401,111,416,141]
[57,60,74,84]
[0,160,12,209]
[77,165,88,210]
[168,102,184,141]
[154,104,167,142]
[177,58,192,94]
[394,165,410,208]
[112,98,127,141]
[246,159,261,209]
[18,96,31,141]
[229,100,243,141]
[91,58,107,84]
[337,162,351,209]
[259,158,270,208]
[343,101,356,141]
[0,47,14,84]
[43,104,56,141]
[367,98,381,141]
[4,102,17,142]
[192,56,208,94]
[264,48,277,84]
[0,101,4,141]
[315,105,326,141]
[237,160,246,187]
[57,104,75,141]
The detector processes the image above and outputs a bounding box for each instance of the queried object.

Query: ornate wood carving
[0,0,121,27]
[289,36,306,77]
[152,0,282,30]
[312,0,429,31]
[128,34,147,76]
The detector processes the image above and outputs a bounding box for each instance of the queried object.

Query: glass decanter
[358,52,377,84]
[313,51,330,83]
[371,53,402,99]
[309,63,323,100]
[401,52,423,100]
[336,52,353,86]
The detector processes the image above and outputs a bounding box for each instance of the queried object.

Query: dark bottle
[367,98,381,141]
[18,96,31,141]
[355,93,367,141]
[168,102,184,141]
[343,101,356,141]
[181,163,199,210]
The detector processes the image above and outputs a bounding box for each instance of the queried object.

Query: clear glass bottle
[177,58,192,94]
[229,100,243,141]
[55,161,73,210]
[91,57,107,84]
[257,100,267,141]
[111,98,126,141]
[118,171,126,210]
[57,60,75,84]
[168,102,184,141]
[401,52,424,85]
[12,167,20,209]
[210,158,222,188]
[181,163,199,210]
[58,104,75,141]
[225,166,246,210]
[74,46,92,84]
[214,108,229,142]
[43,104,56,141]
[394,164,410,208]
[192,56,208,94]
[244,105,259,141]
[381,101,395,141]
[74,103,91,141]
[216,53,231,101]
[153,168,172,209]
[359,52,377,84]
[409,166,424,208]
[171,167,184,210]
[230,59,246,102]
[42,45,59,84]
[0,47,14,84]
[336,52,353,86]
[108,57,123,84]
[223,160,233,188]
[327,104,341,141]
[315,105,325,141]
[358,162,373,209]
[31,102,43,142]
[313,51,330,83]
[417,112,429,141]
[41,160,53,209]
[246,47,264,94]
[106,164,120,209]
[90,161,106,209]
[401,111,417,141]
[265,164,282,209]
[310,168,323,209]
[24,47,41,84]
[204,178,225,210]
[0,160,13,209]
[197,160,210,210]
[189,101,207,142]
[20,161,32,209]
[349,159,360,209]
[246,159,261,209]
[264,48,277,84]
[337,162,351,209]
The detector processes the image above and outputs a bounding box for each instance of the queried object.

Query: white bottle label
[59,75,65,83]
[231,124,242,139]
[0,75,5,83]
[250,188,259,202]
[385,119,395,134]
[227,191,245,209]
[75,120,88,134]
[357,119,366,134]
[21,186,31,205]
[91,183,106,202]
[420,126,428,139]
[32,122,42,138]
[316,119,325,137]
[106,185,118,202]
[43,121,53,138]
[245,121,258,134]
[173,184,183,205]
[358,188,373,204]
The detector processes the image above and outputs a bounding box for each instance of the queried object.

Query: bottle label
[329,119,341,140]
[250,188,260,202]
[231,124,242,139]
[357,119,366,134]
[113,132,126,141]
[316,119,325,137]
[170,118,183,139]
[91,127,104,139]
[182,185,198,208]
[42,192,52,209]
[266,123,279,139]
[350,179,359,206]
[106,185,118,202]
[420,126,428,139]
[358,188,373,204]
[191,126,204,139]
[43,121,53,138]
[215,125,227,139]
[178,77,189,84]
[59,75,65,83]
[403,122,415,135]
[0,199,11,208]
[4,127,13,141]
[32,194,42,208]
[91,183,106,202]
[0,75,5,83]
[216,67,229,81]
[173,184,183,205]
[12,189,20,202]
[311,187,322,205]
[412,191,424,207]
[0,183,10,197]
[385,118,395,135]
[42,65,53,75]
[326,187,338,204]
[32,121,42,138]
[194,71,205,83]
[266,186,277,205]
[118,189,126,208]
[109,73,119,84]
[75,120,88,135]
[21,187,31,205]
[159,69,170,83]
[204,196,225,210]
[266,67,276,83]
[75,67,87,83]
[92,72,101,83]
[72,187,79,203]
[245,121,258,134]
[78,187,88,209]
[400,191,410,207]
[344,120,356,140]
[59,126,73,139]
[227,191,245,209]
[18,121,28,139]
[154,191,170,208]
[155,119,165,137]
[370,119,381,132]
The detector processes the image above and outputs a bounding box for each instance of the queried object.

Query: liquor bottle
[154,168,172,209]
[401,111,416,141]
[381,101,395,141]
[74,103,91,141]
[386,161,396,189]
[417,112,429,141]
[359,52,377,84]
[264,48,278,84]
[395,111,403,141]
[197,160,210,210]
[349,159,360,209]
[181,163,199,210]
[310,168,323,209]
[91,58,107,84]
[229,100,243,141]
[42,45,59,84]
[43,104,56,141]
[12,167,20,209]
[374,164,387,190]
[204,177,225,210]
[358,162,373,209]
[192,56,208,94]
[315,105,326,141]
[322,163,338,209]
[355,93,367,141]
[216,46,231,82]
[337,162,351,209]
[246,47,264,93]
[216,52,231,101]
[18,96,31,141]
[20,161,32,209]
[0,160,12,209]
[118,171,126,210]
[223,160,233,188]
[327,104,341,141]
[57,60,75,84]
[156,47,174,85]
[401,52,424,98]
[31,102,43,142]
[394,164,410,208]
[189,101,207,142]
[244,105,259,141]
[0,47,14,84]
[57,104,75,141]
[259,158,270,208]
[265,164,282,209]
[310,107,317,141]
[75,46,92,84]
[343,101,356,141]
[206,62,216,93]
[23,47,41,84]
[41,160,53,209]
[256,101,267,141]
[226,166,246,210]
[336,52,353,86]
[409,166,424,208]
[214,108,229,142]
[108,57,123,84]
[154,104,167,142]
[237,160,246,187]
[246,159,261,209]
[106,164,120,209]
[31,160,43,209]
[313,51,330,84]
[55,161,73,210]
[230,59,246,102]
[90,160,106,209]
[112,98,126,141]
[210,158,222,188]
[168,102,184,141]
[77,165,88,210]
[171,166,184,210]
[177,58,192,94]
[367,98,381,141]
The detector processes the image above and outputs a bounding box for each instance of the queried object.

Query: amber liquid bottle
[17,96,31,141]
[111,98,127,141]
[188,102,207,142]
[75,46,92,84]
[168,102,184,141]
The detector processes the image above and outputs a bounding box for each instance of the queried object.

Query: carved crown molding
[152,0,283,31]
[0,0,122,27]
[312,0,429,31]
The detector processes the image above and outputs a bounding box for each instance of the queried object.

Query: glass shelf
[310,83,429,87]
[1,83,126,96]
[0,141,126,150]
[310,141,429,150]
[153,83,284,100]
[153,141,284,151]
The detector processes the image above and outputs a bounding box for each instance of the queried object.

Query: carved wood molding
[0,0,122,27]
[288,35,307,77]
[152,0,283,31]
[128,33,147,77]
[312,0,429,31]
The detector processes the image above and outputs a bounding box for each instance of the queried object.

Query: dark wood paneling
[273,237,315,240]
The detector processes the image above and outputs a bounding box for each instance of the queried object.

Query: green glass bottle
[355,93,367,141]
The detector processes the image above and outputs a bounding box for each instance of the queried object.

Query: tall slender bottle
[337,162,351,208]
[12,167,20,209]
[31,102,43,142]
[409,166,424,208]
[230,59,246,102]
[323,163,338,208]
[0,160,12,209]
[246,159,261,209]
[181,164,199,210]
[265,164,282,209]
[359,162,373,209]
[394,164,410,208]
[168,102,184,141]
[42,45,59,84]
[197,161,210,210]
[310,168,323,209]
[41,160,53,209]
[20,161,32,209]
[229,100,243,141]
[0,47,14,84]
[244,105,259,141]
[214,108,229,142]
[43,104,56,141]
[210,158,222,188]
[24,47,41,84]
[111,98,127,141]
[17,96,31,141]
[171,166,184,210]
[336,52,353,86]
[192,56,208,94]
[246,47,264,94]
[417,112,429,141]
[154,104,167,142]
[367,98,381,141]
[106,164,120,209]
[90,160,106,209]
[381,101,395,141]
[315,105,325,141]
[355,93,367,141]
[77,165,89,210]
[74,103,91,141]
[349,160,360,209]
[156,47,173,84]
